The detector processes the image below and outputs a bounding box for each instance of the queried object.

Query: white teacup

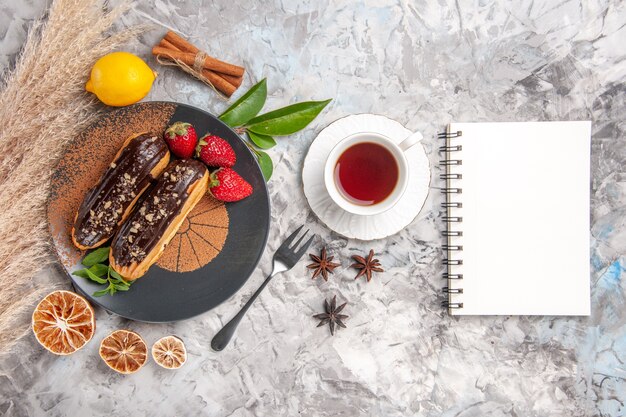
[323,131,423,216]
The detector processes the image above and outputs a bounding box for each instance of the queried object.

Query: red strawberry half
[164,122,198,159]
[195,134,236,168]
[209,168,253,202]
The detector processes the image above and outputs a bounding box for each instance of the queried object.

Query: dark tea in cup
[324,130,422,216]
[333,142,399,206]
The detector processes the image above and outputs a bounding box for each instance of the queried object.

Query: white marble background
[1,0,625,416]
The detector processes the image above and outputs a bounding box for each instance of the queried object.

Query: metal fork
[211,225,314,351]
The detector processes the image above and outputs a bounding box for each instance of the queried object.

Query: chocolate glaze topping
[111,159,208,266]
[73,133,169,247]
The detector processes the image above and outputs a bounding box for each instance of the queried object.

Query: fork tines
[280,225,314,257]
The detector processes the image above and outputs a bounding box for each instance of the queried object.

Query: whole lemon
[86,52,156,107]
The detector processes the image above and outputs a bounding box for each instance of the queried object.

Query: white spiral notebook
[440,121,591,315]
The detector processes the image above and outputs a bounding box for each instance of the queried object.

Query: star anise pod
[313,295,348,336]
[307,247,340,281]
[351,249,383,282]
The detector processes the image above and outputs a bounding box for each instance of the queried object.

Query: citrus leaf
[82,247,110,267]
[219,79,267,127]
[256,151,273,181]
[88,264,109,277]
[113,284,130,291]
[84,269,107,284]
[247,131,276,149]
[246,99,331,136]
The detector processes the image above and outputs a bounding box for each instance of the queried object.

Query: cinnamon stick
[164,31,200,54]
[221,73,243,88]
[155,41,239,96]
[159,39,242,85]
[200,69,237,96]
[162,32,245,84]
[159,38,180,52]
[152,46,244,77]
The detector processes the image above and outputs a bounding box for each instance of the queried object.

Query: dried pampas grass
[0,0,145,352]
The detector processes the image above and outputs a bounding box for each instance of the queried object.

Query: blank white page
[445,121,591,315]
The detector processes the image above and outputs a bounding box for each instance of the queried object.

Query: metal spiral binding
[441,301,464,309]
[442,287,463,294]
[440,130,464,310]
[439,145,462,152]
[438,131,462,139]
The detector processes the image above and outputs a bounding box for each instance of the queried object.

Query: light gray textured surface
[1,0,625,416]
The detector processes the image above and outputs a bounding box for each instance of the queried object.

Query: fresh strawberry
[164,122,198,159]
[195,134,236,168]
[209,168,253,202]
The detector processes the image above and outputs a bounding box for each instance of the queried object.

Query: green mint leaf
[109,268,123,280]
[93,288,110,297]
[255,150,273,181]
[247,131,276,149]
[84,269,107,284]
[246,99,331,136]
[219,79,267,127]
[82,247,110,267]
[113,284,130,291]
[72,268,90,279]
[88,263,109,277]
[109,267,131,284]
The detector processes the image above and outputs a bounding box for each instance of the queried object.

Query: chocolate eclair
[110,159,209,280]
[71,133,171,250]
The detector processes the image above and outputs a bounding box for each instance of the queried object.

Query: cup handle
[398,131,423,152]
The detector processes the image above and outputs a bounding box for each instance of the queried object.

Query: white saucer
[302,114,431,240]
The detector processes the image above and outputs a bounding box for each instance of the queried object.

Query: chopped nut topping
[170,174,177,181]
[153,196,160,204]
[124,173,131,180]
[129,227,138,234]
[103,201,112,209]
[145,213,154,222]
[110,162,117,169]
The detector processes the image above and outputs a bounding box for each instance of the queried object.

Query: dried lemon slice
[31,290,95,355]
[99,330,148,374]
[151,335,187,369]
